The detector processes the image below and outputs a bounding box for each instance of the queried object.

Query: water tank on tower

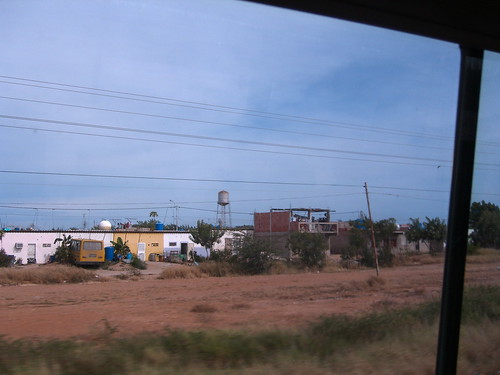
[218,190,229,206]
[216,190,232,228]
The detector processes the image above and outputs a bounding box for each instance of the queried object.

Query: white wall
[1,231,114,264]
[162,232,205,257]
[1,230,251,264]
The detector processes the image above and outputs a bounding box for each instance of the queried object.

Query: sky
[0,0,498,230]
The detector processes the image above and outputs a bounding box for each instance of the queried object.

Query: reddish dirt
[0,260,499,340]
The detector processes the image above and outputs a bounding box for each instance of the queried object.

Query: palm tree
[149,211,158,223]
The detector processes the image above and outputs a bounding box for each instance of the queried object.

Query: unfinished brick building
[253,208,338,257]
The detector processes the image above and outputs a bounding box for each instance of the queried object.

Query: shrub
[377,246,394,267]
[234,236,277,275]
[199,261,234,277]
[191,304,218,313]
[130,254,147,270]
[158,266,202,279]
[287,232,327,269]
[0,249,15,267]
[110,237,130,259]
[209,248,236,263]
[53,234,74,264]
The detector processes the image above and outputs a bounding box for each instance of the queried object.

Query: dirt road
[0,261,498,340]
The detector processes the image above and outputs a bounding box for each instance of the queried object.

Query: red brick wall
[254,211,291,232]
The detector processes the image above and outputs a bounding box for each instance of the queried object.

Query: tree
[189,220,224,258]
[149,211,159,223]
[342,219,396,267]
[133,219,157,230]
[0,249,15,267]
[287,232,327,269]
[406,217,424,250]
[469,201,500,248]
[373,218,397,266]
[470,201,499,229]
[53,234,73,264]
[340,222,373,267]
[407,217,447,255]
[373,218,397,249]
[234,235,276,274]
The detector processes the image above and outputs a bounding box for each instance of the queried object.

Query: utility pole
[364,182,380,276]
[170,200,178,231]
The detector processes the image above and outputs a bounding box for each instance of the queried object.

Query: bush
[377,246,394,267]
[209,248,235,263]
[0,249,15,267]
[53,234,74,264]
[130,255,147,270]
[287,232,327,269]
[53,245,73,264]
[158,266,202,279]
[467,243,480,255]
[234,236,276,275]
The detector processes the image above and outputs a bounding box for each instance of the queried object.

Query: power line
[0,94,460,151]
[0,169,455,193]
[0,122,455,168]
[0,114,459,165]
[0,75,459,141]
[0,193,364,207]
[4,122,499,170]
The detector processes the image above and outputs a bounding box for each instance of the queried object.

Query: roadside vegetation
[0,264,100,285]
[0,285,497,375]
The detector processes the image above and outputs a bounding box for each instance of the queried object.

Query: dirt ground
[0,259,499,340]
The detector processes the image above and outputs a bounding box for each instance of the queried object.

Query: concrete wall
[162,232,205,258]
[1,230,245,263]
[1,231,113,264]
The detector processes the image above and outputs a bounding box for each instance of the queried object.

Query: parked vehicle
[70,239,105,265]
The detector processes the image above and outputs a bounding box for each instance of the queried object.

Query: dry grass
[158,266,203,279]
[0,264,100,285]
[198,261,235,277]
[394,252,444,266]
[350,276,386,291]
[190,303,218,313]
[467,248,500,264]
[231,303,251,310]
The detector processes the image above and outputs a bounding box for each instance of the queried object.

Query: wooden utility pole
[364,182,380,276]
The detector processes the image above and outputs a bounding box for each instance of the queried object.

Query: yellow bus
[70,239,105,265]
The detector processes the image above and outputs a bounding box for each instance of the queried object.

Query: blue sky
[0,0,498,229]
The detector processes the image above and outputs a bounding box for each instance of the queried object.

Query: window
[83,241,102,251]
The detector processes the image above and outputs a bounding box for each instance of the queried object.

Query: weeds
[191,304,218,313]
[0,285,497,374]
[0,264,99,285]
[130,254,147,270]
[158,266,203,279]
[466,247,500,263]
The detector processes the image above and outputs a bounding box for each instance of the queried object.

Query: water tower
[216,190,232,228]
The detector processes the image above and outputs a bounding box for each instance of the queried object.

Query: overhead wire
[0,95,459,151]
[0,114,461,165]
[0,169,455,193]
[0,75,460,141]
[0,122,455,168]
